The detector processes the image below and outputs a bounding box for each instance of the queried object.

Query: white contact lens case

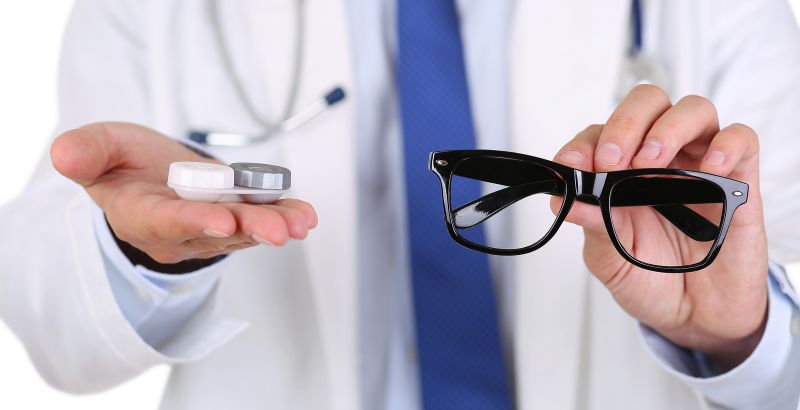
[168,162,290,204]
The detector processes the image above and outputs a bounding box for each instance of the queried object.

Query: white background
[1,2,800,409]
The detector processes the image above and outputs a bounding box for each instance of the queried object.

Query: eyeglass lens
[608,174,725,268]
[445,155,728,269]
[449,156,566,250]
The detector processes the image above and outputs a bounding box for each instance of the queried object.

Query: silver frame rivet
[732,191,743,197]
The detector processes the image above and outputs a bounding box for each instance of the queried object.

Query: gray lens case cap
[230,162,291,190]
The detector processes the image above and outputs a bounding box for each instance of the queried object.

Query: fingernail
[203,228,230,238]
[252,234,276,247]
[706,150,726,166]
[596,142,623,166]
[558,149,585,164]
[636,140,661,160]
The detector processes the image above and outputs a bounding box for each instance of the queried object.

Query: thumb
[50,123,123,186]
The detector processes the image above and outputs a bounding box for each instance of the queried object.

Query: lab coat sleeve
[707,0,800,404]
[93,205,233,348]
[640,0,800,407]
[640,264,800,410]
[0,0,245,394]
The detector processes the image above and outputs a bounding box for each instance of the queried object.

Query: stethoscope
[191,0,666,147]
[188,0,347,147]
[616,0,670,102]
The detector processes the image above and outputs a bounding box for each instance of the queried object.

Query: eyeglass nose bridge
[574,170,607,201]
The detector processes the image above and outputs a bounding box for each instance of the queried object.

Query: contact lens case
[168,162,290,203]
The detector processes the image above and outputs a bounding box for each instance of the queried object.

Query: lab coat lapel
[508,0,628,407]
[270,1,360,408]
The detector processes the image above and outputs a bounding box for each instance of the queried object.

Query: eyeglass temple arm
[452,177,720,242]
[608,177,721,242]
[452,180,559,229]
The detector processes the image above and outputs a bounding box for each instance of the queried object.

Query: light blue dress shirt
[94,0,800,408]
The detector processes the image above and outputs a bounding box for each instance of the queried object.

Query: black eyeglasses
[428,150,749,273]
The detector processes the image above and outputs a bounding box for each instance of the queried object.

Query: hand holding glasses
[428,86,771,369]
[429,149,748,273]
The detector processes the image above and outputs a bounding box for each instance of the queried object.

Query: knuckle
[606,114,639,134]
[657,117,682,137]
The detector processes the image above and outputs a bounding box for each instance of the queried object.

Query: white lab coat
[2,0,800,409]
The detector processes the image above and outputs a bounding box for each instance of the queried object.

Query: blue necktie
[397,1,513,409]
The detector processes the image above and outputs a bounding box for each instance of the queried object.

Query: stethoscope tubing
[194,0,647,146]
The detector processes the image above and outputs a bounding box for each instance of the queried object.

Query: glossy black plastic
[429,150,749,273]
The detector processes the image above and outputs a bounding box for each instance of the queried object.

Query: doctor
[2,0,800,409]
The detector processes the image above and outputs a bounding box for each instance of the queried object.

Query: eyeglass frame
[428,149,749,273]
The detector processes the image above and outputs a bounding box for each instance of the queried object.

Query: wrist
[702,306,768,372]
[657,285,769,372]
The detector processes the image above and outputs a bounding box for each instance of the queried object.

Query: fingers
[595,84,672,172]
[632,95,720,169]
[273,198,318,229]
[553,125,607,233]
[556,124,602,171]
[138,197,317,246]
[699,123,759,181]
[51,122,200,187]
[107,184,317,259]
[224,202,313,246]
[151,198,238,240]
[182,200,316,256]
[108,189,237,244]
[263,205,311,240]
[51,124,121,186]
[114,199,317,263]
